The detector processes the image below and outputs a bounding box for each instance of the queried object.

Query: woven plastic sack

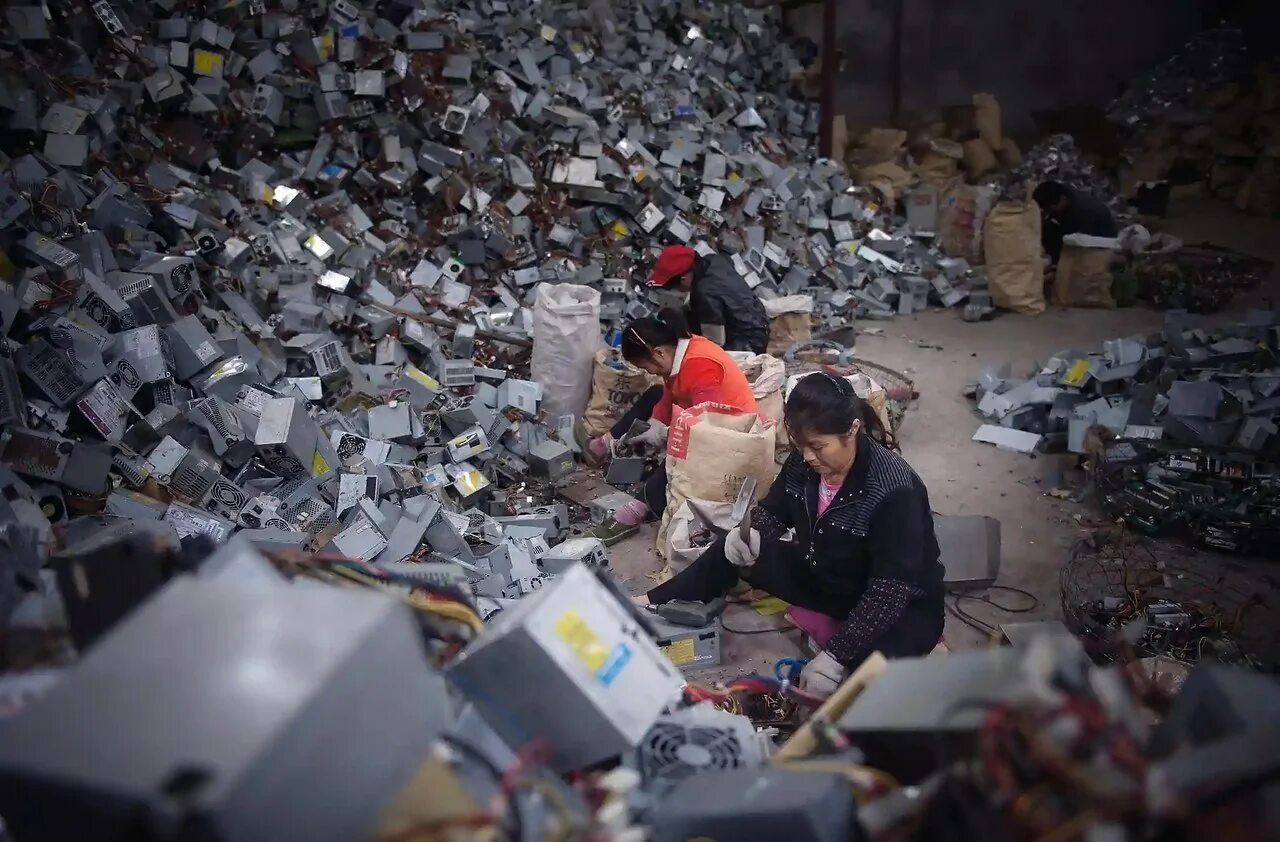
[661,498,734,578]
[729,352,788,452]
[655,404,776,567]
[581,349,661,437]
[531,284,600,419]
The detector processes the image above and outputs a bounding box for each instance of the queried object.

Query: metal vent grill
[0,357,24,427]
[202,480,248,519]
[112,359,141,390]
[264,451,306,478]
[20,344,82,406]
[283,498,336,535]
[313,341,343,377]
[335,433,367,460]
[168,457,217,501]
[111,451,150,487]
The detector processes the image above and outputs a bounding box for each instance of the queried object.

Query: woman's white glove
[630,421,668,453]
[724,527,761,567]
[799,651,846,697]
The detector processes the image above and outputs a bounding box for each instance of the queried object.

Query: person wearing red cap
[647,245,769,355]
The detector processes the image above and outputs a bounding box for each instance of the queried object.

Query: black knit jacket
[752,436,946,666]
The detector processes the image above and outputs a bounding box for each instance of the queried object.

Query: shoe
[575,420,609,468]
[592,516,639,546]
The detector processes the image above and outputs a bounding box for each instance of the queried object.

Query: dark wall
[790,0,1214,139]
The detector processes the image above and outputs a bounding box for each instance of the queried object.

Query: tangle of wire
[945,584,1040,638]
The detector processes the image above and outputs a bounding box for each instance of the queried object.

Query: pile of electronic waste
[970,309,1280,556]
[0,0,999,595]
[2,544,1274,842]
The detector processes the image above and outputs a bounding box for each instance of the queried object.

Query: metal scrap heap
[972,309,1280,556]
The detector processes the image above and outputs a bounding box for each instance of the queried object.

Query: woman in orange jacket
[590,310,758,545]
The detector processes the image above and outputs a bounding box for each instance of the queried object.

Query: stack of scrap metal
[0,0,994,628]
[971,310,1280,555]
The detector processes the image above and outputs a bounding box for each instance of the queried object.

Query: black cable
[945,585,1041,638]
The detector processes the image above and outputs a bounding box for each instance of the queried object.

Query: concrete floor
[605,200,1280,680]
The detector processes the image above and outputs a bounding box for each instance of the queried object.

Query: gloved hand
[725,527,761,567]
[630,420,668,453]
[799,651,846,697]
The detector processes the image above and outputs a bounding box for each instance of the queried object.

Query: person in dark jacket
[1032,180,1119,264]
[647,245,769,354]
[634,372,946,696]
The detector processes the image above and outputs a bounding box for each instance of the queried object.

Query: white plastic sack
[729,352,787,450]
[761,295,815,318]
[662,498,735,576]
[531,284,601,420]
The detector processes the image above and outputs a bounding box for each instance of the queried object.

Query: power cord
[945,585,1040,637]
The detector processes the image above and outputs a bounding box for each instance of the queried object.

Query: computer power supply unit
[254,397,316,478]
[650,615,723,672]
[449,563,683,772]
[0,579,452,842]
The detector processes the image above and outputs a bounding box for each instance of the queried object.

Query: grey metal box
[253,397,315,478]
[449,563,682,772]
[529,439,575,481]
[0,579,451,842]
[166,315,225,380]
[650,615,722,672]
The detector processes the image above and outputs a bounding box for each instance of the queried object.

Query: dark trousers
[609,386,669,519]
[648,539,944,662]
[1043,218,1064,264]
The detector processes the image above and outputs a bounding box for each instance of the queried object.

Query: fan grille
[636,709,757,787]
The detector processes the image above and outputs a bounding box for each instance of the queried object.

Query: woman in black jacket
[635,373,946,696]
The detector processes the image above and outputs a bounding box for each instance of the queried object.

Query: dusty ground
[605,200,1280,680]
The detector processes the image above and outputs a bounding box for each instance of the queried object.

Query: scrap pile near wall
[971,308,1280,556]
[1109,27,1280,216]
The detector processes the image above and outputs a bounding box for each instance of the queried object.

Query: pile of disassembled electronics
[0,0,1276,839]
[971,309,1280,558]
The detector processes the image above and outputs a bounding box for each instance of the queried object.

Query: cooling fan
[335,433,367,460]
[636,703,766,790]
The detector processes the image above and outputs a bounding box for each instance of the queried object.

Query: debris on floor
[971,309,1280,556]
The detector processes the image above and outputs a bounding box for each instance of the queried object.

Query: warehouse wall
[790,0,1213,139]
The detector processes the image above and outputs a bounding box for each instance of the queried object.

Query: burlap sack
[763,295,814,356]
[938,182,997,264]
[912,145,960,188]
[962,138,998,180]
[984,200,1045,314]
[767,313,811,356]
[998,138,1023,170]
[581,349,661,437]
[730,352,788,453]
[655,404,777,567]
[1054,244,1116,308]
[856,161,913,206]
[972,93,1004,152]
[855,127,907,159]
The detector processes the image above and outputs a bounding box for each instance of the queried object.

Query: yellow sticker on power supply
[611,221,629,236]
[554,610,609,672]
[311,451,330,476]
[663,638,695,666]
[192,49,223,77]
[404,365,440,391]
[1062,359,1091,387]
